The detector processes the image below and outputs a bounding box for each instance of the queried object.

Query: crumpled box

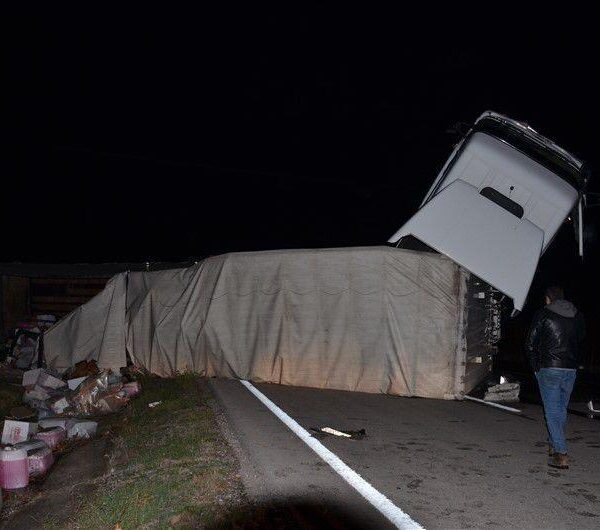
[70,371,129,415]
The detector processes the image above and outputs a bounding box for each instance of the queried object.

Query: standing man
[526,286,585,469]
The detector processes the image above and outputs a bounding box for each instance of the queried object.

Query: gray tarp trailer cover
[44,247,500,399]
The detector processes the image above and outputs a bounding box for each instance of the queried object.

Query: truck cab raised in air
[388,111,589,312]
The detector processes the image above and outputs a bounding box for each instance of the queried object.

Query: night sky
[3,8,599,318]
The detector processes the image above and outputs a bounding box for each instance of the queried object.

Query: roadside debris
[148,401,161,408]
[27,445,54,477]
[2,315,56,370]
[67,420,98,439]
[484,382,520,403]
[321,427,351,438]
[310,427,367,440]
[0,362,142,490]
[0,446,29,489]
[2,420,38,444]
[35,426,66,448]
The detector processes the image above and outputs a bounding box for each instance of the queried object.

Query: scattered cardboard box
[2,420,38,445]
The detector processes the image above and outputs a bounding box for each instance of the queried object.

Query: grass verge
[57,374,244,529]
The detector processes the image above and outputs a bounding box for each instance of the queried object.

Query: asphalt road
[209,379,600,529]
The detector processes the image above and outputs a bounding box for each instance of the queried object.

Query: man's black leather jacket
[525,300,585,372]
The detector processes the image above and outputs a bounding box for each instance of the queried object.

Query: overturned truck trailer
[44,110,588,399]
[44,247,500,399]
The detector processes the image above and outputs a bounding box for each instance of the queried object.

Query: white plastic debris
[588,401,600,414]
[148,401,162,408]
[1,420,38,445]
[67,421,98,439]
[321,427,352,438]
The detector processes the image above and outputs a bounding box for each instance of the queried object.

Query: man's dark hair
[545,285,564,303]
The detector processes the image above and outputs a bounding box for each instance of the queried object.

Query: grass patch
[59,374,244,529]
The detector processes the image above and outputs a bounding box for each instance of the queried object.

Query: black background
[2,7,599,367]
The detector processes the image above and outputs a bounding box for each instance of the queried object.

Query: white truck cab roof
[389,111,587,312]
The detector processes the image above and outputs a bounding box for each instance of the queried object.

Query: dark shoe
[549,453,569,469]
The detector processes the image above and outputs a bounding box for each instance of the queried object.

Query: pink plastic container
[0,447,29,489]
[35,427,66,449]
[28,447,55,477]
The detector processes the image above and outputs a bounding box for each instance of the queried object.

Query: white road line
[240,380,424,530]
[464,395,522,413]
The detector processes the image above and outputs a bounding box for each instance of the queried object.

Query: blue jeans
[536,368,576,454]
